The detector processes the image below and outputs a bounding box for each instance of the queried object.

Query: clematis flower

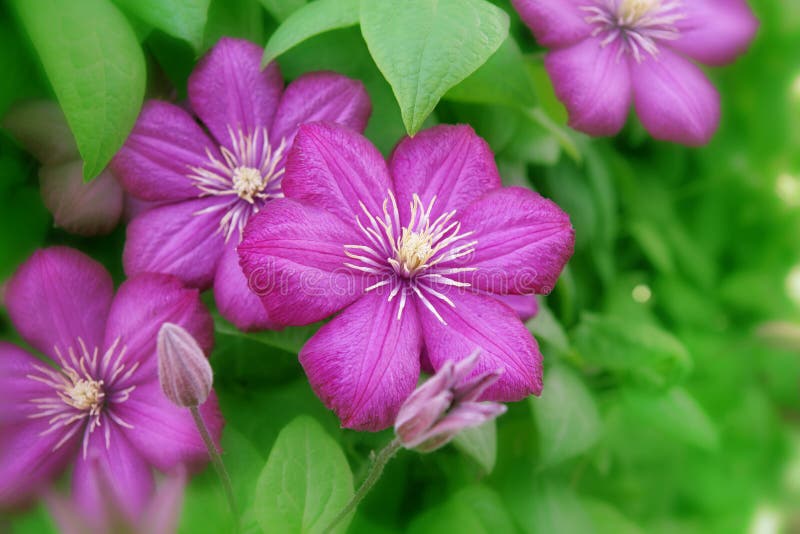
[395,351,507,453]
[239,123,574,431]
[511,0,758,145]
[110,37,371,331]
[0,247,222,519]
[2,100,124,236]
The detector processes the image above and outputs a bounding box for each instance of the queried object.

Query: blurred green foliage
[2,0,800,533]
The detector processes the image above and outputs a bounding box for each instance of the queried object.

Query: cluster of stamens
[581,0,684,62]
[344,191,477,324]
[188,126,287,242]
[27,337,137,457]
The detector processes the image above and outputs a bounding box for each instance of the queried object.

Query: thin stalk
[190,406,238,525]
[325,438,403,532]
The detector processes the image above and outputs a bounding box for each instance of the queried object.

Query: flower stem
[190,406,238,525]
[325,438,402,532]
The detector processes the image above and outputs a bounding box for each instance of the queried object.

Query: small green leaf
[409,485,516,534]
[527,301,570,355]
[584,499,644,534]
[360,0,509,135]
[259,0,307,21]
[519,481,594,534]
[453,420,498,473]
[214,312,319,355]
[255,416,353,534]
[204,0,264,48]
[114,0,210,51]
[532,365,601,467]
[444,36,535,108]
[13,0,146,180]
[262,0,359,66]
[572,313,692,389]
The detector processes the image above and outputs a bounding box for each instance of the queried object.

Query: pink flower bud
[157,322,213,407]
[394,351,507,453]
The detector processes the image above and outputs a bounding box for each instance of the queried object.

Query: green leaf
[262,0,359,65]
[583,499,643,534]
[255,416,353,534]
[13,0,146,180]
[532,365,601,467]
[204,0,264,49]
[259,0,307,21]
[409,485,516,534]
[360,0,509,135]
[114,0,210,51]
[572,313,692,389]
[516,481,594,534]
[527,301,570,355]
[214,312,319,355]
[453,420,498,473]
[444,36,536,108]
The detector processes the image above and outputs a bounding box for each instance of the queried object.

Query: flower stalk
[190,405,238,524]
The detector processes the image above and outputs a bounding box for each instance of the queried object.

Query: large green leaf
[13,0,146,180]
[453,420,498,473]
[409,485,516,534]
[532,365,601,467]
[254,416,353,534]
[262,0,359,66]
[360,0,508,134]
[114,0,210,51]
[259,0,307,21]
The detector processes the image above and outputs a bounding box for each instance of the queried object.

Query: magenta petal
[72,425,154,521]
[115,383,223,471]
[271,71,371,148]
[495,294,539,321]
[0,342,51,424]
[103,274,214,384]
[671,0,758,66]
[282,122,393,223]
[546,39,632,136]
[300,292,423,431]
[123,197,227,288]
[419,290,543,400]
[455,187,574,295]
[511,0,592,48]
[390,125,501,222]
[111,101,218,202]
[188,38,283,148]
[40,163,124,236]
[631,49,721,146]
[6,247,114,360]
[214,240,279,331]
[239,198,369,326]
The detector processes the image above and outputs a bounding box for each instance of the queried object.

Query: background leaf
[360,0,508,134]
[114,0,211,51]
[12,0,146,180]
[452,420,498,473]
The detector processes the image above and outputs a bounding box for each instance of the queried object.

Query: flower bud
[157,323,213,407]
[394,350,507,452]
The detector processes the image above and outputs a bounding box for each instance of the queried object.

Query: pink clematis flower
[0,247,222,519]
[110,37,371,331]
[512,0,758,145]
[239,123,575,431]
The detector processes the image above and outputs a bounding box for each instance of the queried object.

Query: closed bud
[394,350,507,452]
[157,323,213,407]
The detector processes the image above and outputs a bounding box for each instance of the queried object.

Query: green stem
[190,406,238,526]
[325,438,403,533]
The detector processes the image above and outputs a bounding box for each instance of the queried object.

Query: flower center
[343,191,478,324]
[581,0,684,62]
[188,127,287,242]
[63,375,105,414]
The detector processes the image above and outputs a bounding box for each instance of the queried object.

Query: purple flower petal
[271,71,371,149]
[415,401,507,452]
[103,274,214,384]
[239,198,369,326]
[215,240,280,331]
[40,163,124,236]
[545,38,632,136]
[495,294,539,321]
[282,122,393,224]
[6,247,114,360]
[454,187,574,295]
[300,292,423,431]
[631,49,721,146]
[511,0,592,48]
[71,425,154,521]
[419,289,543,400]
[671,0,758,66]
[390,125,501,223]
[0,343,79,506]
[188,38,284,149]
[114,382,223,471]
[123,197,227,288]
[111,101,218,202]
